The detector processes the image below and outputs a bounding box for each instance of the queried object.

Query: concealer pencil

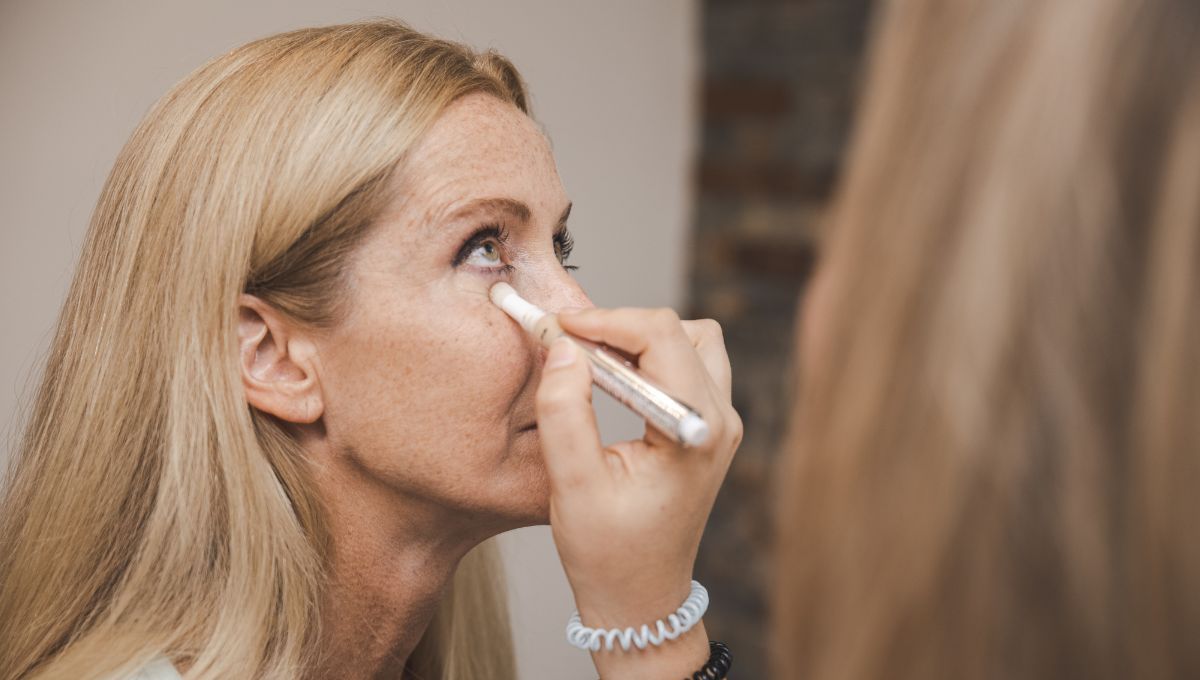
[489,282,710,447]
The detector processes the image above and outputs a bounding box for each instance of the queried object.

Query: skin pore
[237,93,591,678]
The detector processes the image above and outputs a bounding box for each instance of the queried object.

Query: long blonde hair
[0,19,523,679]
[777,0,1200,678]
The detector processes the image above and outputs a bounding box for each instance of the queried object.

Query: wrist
[589,621,710,680]
[570,579,712,679]
[575,577,694,630]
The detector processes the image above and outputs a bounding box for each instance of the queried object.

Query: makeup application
[489,282,710,447]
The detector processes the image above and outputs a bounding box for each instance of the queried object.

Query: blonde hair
[0,19,524,679]
[776,0,1200,678]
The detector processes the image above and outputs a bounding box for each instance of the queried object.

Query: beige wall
[0,1,697,677]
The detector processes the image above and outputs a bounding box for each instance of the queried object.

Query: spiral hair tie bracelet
[566,580,709,652]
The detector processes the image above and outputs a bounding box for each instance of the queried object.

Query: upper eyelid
[453,224,510,265]
[454,223,574,266]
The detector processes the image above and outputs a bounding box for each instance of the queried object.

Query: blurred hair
[775,0,1200,677]
[0,19,523,680]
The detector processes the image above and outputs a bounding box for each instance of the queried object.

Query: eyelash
[555,229,579,271]
[453,223,580,272]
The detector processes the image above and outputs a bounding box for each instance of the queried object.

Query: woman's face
[313,93,590,529]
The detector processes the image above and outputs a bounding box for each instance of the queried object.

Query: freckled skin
[242,93,595,678]
[313,93,590,531]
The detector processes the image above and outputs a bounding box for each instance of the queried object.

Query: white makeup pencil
[489,282,710,447]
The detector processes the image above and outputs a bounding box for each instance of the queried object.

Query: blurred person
[775,0,1200,678]
[0,19,741,680]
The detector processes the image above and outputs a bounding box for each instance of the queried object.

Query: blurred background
[0,1,874,677]
[689,2,874,676]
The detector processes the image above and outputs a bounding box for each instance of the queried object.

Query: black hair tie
[592,640,732,680]
[686,640,732,680]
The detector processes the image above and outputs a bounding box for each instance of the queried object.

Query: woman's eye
[453,224,576,273]
[453,224,511,270]
[465,239,504,267]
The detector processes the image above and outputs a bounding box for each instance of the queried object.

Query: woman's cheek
[479,338,531,394]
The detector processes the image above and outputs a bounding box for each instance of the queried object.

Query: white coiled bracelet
[565,580,709,652]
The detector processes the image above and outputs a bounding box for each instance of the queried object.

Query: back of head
[776,0,1200,678]
[0,19,523,680]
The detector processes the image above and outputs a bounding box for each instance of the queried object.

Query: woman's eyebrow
[438,197,573,230]
[444,197,532,226]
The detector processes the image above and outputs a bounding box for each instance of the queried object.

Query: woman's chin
[513,472,552,526]
[489,442,552,526]
[489,494,551,530]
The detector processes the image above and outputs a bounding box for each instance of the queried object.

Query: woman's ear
[237,293,324,424]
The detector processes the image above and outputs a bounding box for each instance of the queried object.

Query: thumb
[536,337,605,489]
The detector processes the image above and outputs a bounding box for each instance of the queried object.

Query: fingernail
[558,305,586,316]
[545,337,577,369]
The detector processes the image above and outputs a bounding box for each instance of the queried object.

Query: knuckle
[652,307,682,335]
[655,307,681,324]
[698,318,723,339]
[724,408,744,449]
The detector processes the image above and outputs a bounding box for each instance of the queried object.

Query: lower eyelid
[475,263,515,276]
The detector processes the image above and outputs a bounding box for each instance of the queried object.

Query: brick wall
[688,1,876,675]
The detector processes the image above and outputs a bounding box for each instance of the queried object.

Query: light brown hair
[0,19,524,679]
[776,0,1200,677]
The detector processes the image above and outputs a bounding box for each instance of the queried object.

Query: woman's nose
[521,264,593,316]
[547,282,593,315]
[517,269,591,363]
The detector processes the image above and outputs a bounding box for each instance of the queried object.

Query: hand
[535,307,742,678]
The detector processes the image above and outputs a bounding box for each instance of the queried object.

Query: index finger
[555,307,713,406]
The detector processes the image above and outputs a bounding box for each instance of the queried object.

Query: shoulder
[128,656,183,680]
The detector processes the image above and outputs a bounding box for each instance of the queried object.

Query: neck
[309,453,499,680]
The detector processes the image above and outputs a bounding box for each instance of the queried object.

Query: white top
[130,656,182,680]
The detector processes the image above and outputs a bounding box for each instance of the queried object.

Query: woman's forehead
[387,94,565,223]
[407,94,555,185]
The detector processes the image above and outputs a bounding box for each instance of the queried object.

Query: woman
[0,20,741,680]
[777,0,1200,677]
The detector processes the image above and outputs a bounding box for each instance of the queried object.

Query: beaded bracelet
[591,640,733,680]
[685,640,732,680]
[566,580,709,652]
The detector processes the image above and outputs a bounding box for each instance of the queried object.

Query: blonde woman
[0,20,741,680]
[776,0,1200,678]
